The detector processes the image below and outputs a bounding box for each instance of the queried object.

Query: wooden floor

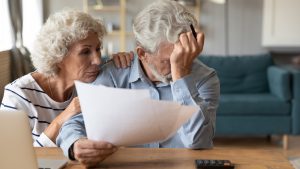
[214,136,300,159]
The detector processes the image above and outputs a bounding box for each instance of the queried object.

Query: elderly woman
[0,10,132,147]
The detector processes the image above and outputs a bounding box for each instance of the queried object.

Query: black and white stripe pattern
[0,74,75,147]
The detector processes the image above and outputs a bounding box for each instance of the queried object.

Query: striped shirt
[0,73,75,147]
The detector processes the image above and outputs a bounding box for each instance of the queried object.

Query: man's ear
[136,46,147,62]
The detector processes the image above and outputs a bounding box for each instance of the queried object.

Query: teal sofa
[198,54,300,139]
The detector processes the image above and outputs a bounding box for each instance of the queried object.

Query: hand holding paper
[75,81,199,146]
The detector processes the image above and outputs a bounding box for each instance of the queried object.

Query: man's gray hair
[132,0,198,54]
[31,10,106,76]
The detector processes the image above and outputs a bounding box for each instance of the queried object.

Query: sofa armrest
[267,66,291,101]
[283,66,300,134]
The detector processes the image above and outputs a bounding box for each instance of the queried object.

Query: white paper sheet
[75,81,199,146]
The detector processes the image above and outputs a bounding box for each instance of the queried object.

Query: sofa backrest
[198,54,273,94]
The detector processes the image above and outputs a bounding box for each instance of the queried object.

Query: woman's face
[58,32,102,83]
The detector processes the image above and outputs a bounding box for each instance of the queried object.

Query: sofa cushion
[267,66,291,101]
[216,116,291,135]
[218,94,290,115]
[199,54,273,94]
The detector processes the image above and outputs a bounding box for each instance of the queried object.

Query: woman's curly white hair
[31,10,106,76]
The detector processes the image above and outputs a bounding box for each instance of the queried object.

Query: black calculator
[195,159,235,169]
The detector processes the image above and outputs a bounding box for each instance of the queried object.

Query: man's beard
[148,64,172,84]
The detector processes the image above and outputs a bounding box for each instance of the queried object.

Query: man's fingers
[187,31,197,43]
[179,33,189,48]
[179,33,193,54]
[80,155,111,168]
[77,139,114,150]
[73,139,117,167]
[76,148,117,158]
[79,158,102,168]
[186,31,197,53]
[77,151,116,167]
[196,32,205,52]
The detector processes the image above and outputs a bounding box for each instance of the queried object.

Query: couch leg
[283,135,289,150]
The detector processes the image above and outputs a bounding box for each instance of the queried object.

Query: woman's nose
[92,53,101,65]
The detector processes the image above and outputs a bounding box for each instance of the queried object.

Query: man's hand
[170,31,205,81]
[73,138,118,167]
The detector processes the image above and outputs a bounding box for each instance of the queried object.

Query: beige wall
[201,0,267,55]
[43,0,267,56]
[43,0,83,19]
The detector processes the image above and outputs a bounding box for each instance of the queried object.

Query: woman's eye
[81,49,91,55]
[96,47,101,52]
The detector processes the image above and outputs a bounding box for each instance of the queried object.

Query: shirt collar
[128,55,147,83]
[128,55,171,87]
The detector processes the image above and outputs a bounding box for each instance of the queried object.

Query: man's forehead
[159,41,173,47]
[158,41,174,52]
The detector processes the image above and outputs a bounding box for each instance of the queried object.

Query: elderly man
[57,0,220,167]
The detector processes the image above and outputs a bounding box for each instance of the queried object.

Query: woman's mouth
[86,70,100,76]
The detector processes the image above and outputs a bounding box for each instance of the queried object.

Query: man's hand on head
[73,138,118,167]
[170,31,205,81]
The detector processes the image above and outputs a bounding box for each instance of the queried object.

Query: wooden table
[35,147,293,169]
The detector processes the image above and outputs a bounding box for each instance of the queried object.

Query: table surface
[35,147,293,169]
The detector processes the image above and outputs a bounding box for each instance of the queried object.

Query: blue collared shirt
[57,56,220,158]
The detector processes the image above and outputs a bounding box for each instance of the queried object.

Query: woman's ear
[136,46,147,62]
[56,60,63,69]
[55,58,65,74]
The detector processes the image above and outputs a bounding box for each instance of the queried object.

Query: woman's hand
[170,31,205,81]
[112,51,134,68]
[73,138,118,167]
[58,97,81,124]
[44,97,81,142]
